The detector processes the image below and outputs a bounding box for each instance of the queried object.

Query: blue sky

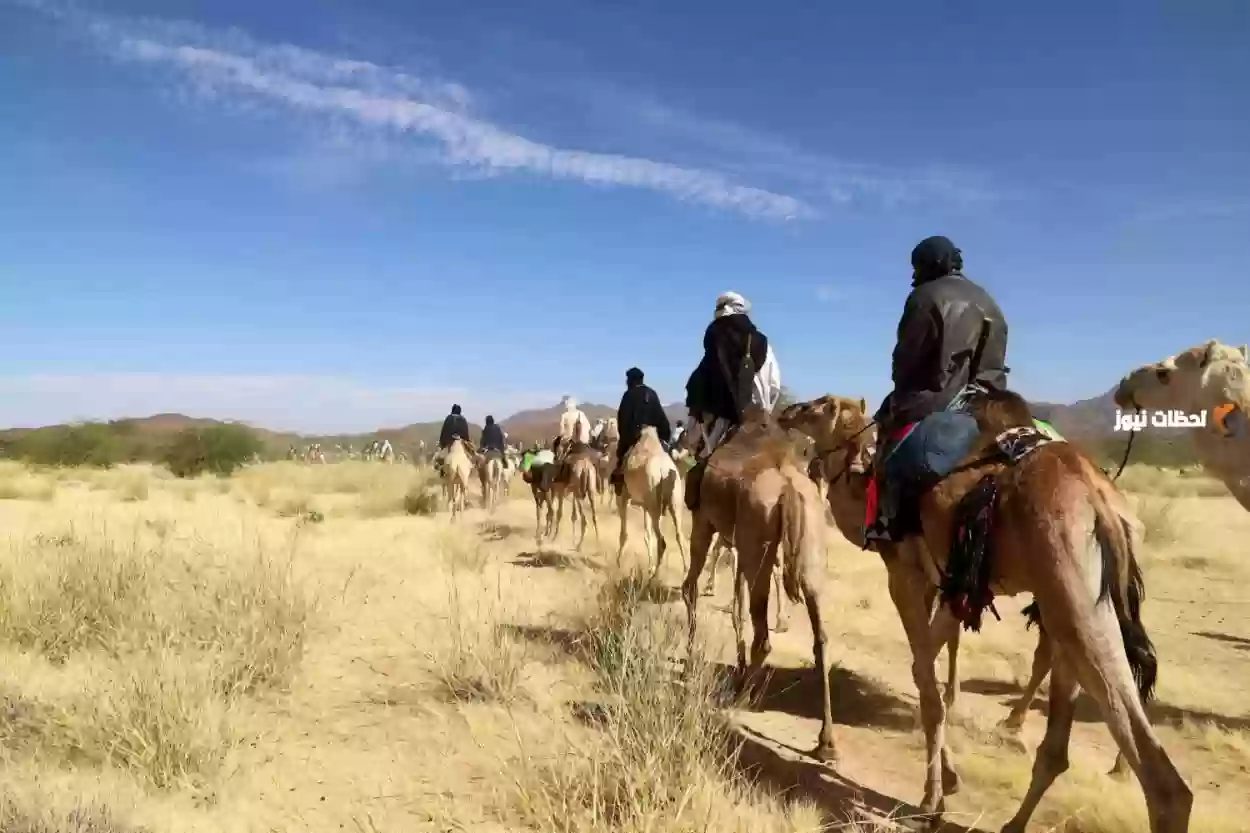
[2,0,1247,432]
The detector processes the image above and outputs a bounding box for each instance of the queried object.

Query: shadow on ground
[714,662,917,732]
[502,623,586,659]
[1194,629,1250,650]
[512,549,599,570]
[963,676,1250,732]
[727,721,991,833]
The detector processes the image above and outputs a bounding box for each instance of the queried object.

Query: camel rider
[610,367,672,495]
[434,404,471,473]
[479,415,508,468]
[554,395,593,462]
[685,291,782,458]
[681,292,782,510]
[865,235,1010,543]
[670,420,686,452]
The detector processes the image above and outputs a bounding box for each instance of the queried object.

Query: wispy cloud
[568,85,1003,208]
[814,285,841,303]
[12,0,811,220]
[0,373,563,434]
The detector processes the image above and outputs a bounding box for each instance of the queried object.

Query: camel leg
[534,497,544,546]
[573,497,586,552]
[681,516,716,665]
[1004,595,1190,832]
[925,584,961,712]
[800,566,836,762]
[1002,629,1052,731]
[944,626,961,713]
[666,487,687,573]
[885,549,959,819]
[703,539,726,595]
[733,562,750,681]
[616,492,629,566]
[772,558,789,633]
[1001,650,1080,833]
[650,506,667,581]
[555,493,567,542]
[587,489,599,544]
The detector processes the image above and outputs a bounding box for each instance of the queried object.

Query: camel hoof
[810,740,838,764]
[1108,763,1131,781]
[997,714,1025,733]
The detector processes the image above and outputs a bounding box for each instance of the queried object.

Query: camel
[522,451,559,545]
[554,449,600,551]
[680,412,836,761]
[833,389,1189,832]
[1114,338,1250,509]
[441,439,474,521]
[477,451,506,513]
[617,426,685,577]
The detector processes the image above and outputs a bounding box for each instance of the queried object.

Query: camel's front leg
[616,492,629,566]
[681,516,716,669]
[884,545,960,820]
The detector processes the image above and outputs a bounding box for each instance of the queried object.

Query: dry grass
[0,459,1246,832]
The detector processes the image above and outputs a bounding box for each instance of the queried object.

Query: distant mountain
[1030,389,1119,439]
[0,388,1196,467]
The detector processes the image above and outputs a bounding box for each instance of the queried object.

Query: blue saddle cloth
[884,411,983,493]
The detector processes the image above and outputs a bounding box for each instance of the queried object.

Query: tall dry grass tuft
[0,520,310,791]
[0,462,57,502]
[506,567,824,832]
[423,578,529,705]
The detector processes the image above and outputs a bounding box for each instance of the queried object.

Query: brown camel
[681,412,836,762]
[783,393,1190,831]
[1114,338,1250,509]
[777,395,969,709]
[554,448,600,551]
[522,455,559,546]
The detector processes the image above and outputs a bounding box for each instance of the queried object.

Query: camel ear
[1201,339,1218,367]
[859,397,867,413]
[1240,344,1248,362]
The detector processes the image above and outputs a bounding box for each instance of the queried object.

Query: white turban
[715,291,750,319]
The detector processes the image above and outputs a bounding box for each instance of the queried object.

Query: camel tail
[1094,495,1158,704]
[777,480,806,605]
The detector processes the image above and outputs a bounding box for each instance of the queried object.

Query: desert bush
[6,422,123,468]
[508,568,771,832]
[0,464,57,502]
[162,424,262,479]
[404,485,441,516]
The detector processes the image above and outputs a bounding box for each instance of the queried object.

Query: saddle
[873,389,1063,631]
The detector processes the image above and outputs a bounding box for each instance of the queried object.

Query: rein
[1108,404,1141,482]
[818,419,877,485]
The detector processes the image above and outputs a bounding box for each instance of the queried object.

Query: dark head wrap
[626,367,644,385]
[911,236,963,286]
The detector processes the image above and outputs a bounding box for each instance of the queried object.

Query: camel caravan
[314,270,1246,833]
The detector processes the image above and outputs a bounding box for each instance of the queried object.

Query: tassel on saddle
[939,473,1003,632]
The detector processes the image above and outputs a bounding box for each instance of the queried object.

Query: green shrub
[6,422,123,468]
[163,425,263,479]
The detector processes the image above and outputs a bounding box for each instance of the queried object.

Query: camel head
[1115,339,1249,413]
[776,394,872,455]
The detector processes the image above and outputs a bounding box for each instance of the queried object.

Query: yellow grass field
[1,458,1247,832]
